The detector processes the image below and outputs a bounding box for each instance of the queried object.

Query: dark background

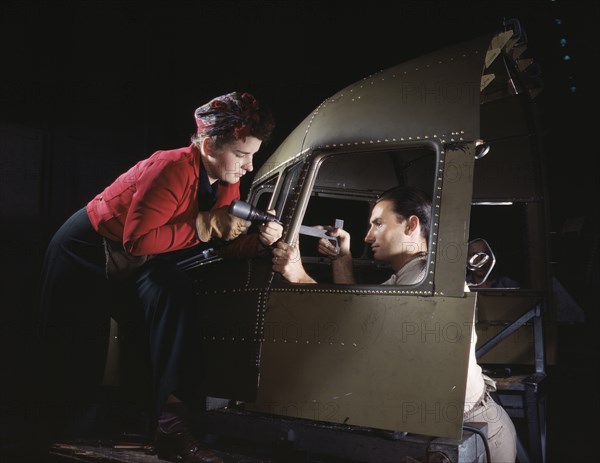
[1,1,598,462]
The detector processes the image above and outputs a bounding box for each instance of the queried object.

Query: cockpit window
[299,145,438,286]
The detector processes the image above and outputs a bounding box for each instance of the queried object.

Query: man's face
[211,136,262,184]
[364,199,424,262]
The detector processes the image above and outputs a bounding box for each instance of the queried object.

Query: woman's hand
[258,209,283,247]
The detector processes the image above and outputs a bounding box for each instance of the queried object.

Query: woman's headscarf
[194,91,260,139]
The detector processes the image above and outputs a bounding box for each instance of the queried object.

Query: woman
[272,186,517,463]
[38,92,282,463]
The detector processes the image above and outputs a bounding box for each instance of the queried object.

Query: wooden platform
[47,437,353,463]
[49,440,276,463]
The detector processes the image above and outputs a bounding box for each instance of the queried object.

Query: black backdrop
[1,1,598,461]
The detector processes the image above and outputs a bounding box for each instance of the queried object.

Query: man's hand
[317,226,351,259]
[317,226,356,284]
[196,206,251,242]
[272,241,316,284]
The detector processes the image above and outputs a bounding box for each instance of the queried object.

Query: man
[272,186,517,463]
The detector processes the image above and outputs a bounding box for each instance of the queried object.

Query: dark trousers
[36,208,202,439]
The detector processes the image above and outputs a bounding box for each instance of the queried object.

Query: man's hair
[377,186,432,240]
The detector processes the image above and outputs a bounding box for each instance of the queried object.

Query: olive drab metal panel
[434,144,477,297]
[253,34,493,185]
[245,290,478,440]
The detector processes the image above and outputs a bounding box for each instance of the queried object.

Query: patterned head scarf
[194,91,260,139]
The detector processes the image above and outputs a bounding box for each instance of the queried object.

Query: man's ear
[406,215,420,235]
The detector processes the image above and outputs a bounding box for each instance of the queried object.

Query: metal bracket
[299,219,344,253]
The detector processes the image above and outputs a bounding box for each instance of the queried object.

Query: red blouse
[86,144,239,256]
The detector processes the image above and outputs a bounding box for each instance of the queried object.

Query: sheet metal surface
[246,290,477,439]
[254,34,492,184]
